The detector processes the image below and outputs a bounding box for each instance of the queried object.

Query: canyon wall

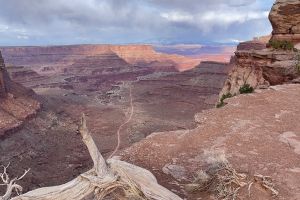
[0,45,200,73]
[0,51,10,97]
[0,51,40,136]
[220,0,300,97]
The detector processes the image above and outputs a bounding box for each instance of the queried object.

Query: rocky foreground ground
[121,84,300,199]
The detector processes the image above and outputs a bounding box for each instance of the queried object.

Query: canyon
[0,0,300,199]
[0,52,40,136]
[0,43,232,195]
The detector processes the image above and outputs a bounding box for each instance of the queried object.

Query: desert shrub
[239,84,254,94]
[296,53,300,73]
[268,40,294,51]
[216,93,233,108]
[185,151,279,199]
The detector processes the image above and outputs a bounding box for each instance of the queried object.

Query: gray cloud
[0,0,274,45]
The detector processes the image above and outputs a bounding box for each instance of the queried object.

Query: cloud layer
[0,0,274,45]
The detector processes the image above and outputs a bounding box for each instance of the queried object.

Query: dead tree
[2,114,182,200]
[0,163,30,200]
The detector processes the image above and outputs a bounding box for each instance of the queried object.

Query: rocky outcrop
[0,51,41,136]
[220,46,299,96]
[220,1,300,97]
[0,51,10,97]
[269,0,300,44]
[236,41,266,51]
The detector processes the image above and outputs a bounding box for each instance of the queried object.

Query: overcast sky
[0,0,274,46]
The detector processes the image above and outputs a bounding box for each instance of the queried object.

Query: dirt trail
[109,86,134,159]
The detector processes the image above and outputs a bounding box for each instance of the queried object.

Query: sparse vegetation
[216,93,233,108]
[268,39,294,51]
[186,151,247,199]
[296,53,300,73]
[186,151,279,199]
[239,84,254,94]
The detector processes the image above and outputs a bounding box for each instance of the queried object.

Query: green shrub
[216,93,233,108]
[216,100,226,108]
[296,53,300,73]
[268,40,294,51]
[239,84,254,94]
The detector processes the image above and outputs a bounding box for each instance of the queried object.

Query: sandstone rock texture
[121,84,300,199]
[269,0,300,44]
[0,51,10,97]
[0,51,40,136]
[220,46,299,96]
[0,45,201,73]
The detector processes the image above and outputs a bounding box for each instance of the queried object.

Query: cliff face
[0,51,40,136]
[0,51,10,97]
[220,44,298,96]
[0,45,200,73]
[220,0,300,97]
[269,0,300,44]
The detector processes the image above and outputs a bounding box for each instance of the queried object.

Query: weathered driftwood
[5,115,182,200]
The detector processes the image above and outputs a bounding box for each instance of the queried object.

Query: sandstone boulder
[237,41,266,51]
[269,0,300,43]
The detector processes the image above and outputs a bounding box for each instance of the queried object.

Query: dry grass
[186,151,278,200]
[95,168,148,200]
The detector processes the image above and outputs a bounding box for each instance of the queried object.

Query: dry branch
[0,163,30,200]
[6,114,182,200]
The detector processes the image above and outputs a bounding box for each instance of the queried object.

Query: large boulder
[269,0,300,43]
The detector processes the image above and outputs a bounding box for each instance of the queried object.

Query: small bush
[296,53,300,73]
[216,93,233,108]
[239,84,254,94]
[268,40,294,51]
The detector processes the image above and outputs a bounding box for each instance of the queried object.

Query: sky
[0,0,275,46]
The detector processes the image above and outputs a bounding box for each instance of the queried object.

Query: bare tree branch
[6,115,182,200]
[79,113,108,178]
[0,164,30,200]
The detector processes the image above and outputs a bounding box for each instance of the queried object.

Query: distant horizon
[0,0,274,46]
[0,42,238,48]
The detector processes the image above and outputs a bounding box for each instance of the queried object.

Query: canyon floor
[0,45,232,194]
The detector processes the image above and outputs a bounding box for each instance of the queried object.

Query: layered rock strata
[0,51,40,136]
[0,51,10,97]
[220,0,300,97]
[0,45,200,73]
[220,45,299,96]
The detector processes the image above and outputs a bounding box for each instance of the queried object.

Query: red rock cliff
[220,0,300,98]
[0,51,10,97]
[0,51,41,136]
